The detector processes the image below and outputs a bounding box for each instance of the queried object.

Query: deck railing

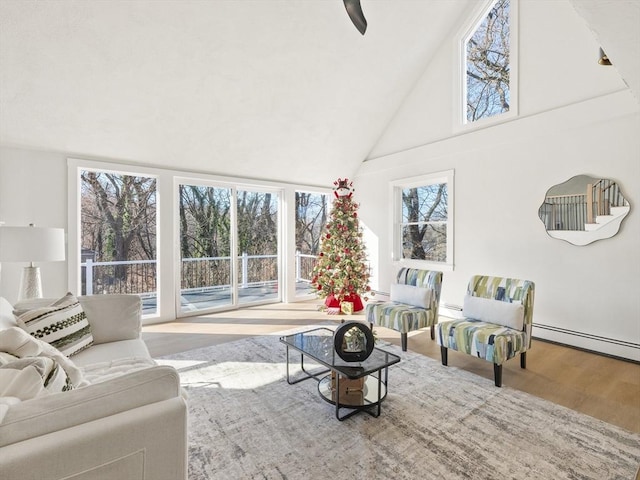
[82,251,317,296]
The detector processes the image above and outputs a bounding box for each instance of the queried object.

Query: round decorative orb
[333,321,374,362]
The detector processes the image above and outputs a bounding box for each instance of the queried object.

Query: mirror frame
[538,175,630,246]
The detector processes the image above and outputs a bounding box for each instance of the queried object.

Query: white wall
[355,0,640,360]
[0,148,69,301]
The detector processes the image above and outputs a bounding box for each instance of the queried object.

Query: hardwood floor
[142,300,640,434]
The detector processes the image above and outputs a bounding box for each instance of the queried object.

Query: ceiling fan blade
[343,0,367,35]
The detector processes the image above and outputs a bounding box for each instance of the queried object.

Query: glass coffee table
[280,327,401,421]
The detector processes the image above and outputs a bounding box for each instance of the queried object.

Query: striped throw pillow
[17,293,94,357]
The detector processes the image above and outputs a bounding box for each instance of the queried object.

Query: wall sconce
[598,47,612,66]
[0,224,66,300]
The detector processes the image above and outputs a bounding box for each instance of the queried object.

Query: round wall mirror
[538,175,630,246]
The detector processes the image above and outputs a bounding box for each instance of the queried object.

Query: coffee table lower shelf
[317,374,388,421]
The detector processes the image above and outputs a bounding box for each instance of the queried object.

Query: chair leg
[494,364,503,387]
[430,325,435,340]
[440,346,448,366]
[401,332,408,351]
[520,352,527,369]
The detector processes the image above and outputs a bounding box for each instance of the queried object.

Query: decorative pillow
[390,283,432,308]
[17,293,93,357]
[463,295,525,331]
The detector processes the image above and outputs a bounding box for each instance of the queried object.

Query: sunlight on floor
[156,360,292,389]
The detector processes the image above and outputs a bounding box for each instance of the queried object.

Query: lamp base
[18,265,43,301]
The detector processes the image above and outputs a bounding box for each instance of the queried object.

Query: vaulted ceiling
[1,0,638,187]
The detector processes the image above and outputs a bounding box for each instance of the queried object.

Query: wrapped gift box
[340,301,354,315]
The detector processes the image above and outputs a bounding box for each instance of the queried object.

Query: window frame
[78,167,159,312]
[294,189,330,299]
[68,158,324,323]
[454,0,519,132]
[391,170,455,271]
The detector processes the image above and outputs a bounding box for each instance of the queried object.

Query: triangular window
[464,0,512,123]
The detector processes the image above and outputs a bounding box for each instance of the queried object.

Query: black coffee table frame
[280,327,400,421]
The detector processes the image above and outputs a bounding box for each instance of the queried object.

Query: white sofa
[0,294,188,480]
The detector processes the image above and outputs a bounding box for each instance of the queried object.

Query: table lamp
[0,224,66,300]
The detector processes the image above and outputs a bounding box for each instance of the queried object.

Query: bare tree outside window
[80,170,157,297]
[179,185,232,291]
[236,190,279,295]
[295,192,328,285]
[237,190,278,257]
[466,0,510,122]
[78,164,291,312]
[295,192,327,255]
[177,185,280,311]
[401,183,448,262]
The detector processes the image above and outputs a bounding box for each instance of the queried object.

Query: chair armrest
[78,294,142,344]
[0,365,181,448]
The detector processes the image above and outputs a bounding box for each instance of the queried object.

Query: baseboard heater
[533,322,640,363]
[443,303,463,311]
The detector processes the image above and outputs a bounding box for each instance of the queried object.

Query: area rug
[157,329,640,480]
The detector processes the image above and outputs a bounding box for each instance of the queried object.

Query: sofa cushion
[366,301,437,334]
[81,357,157,384]
[77,294,142,344]
[463,294,525,331]
[17,293,94,357]
[390,283,432,308]
[437,318,529,365]
[72,339,151,367]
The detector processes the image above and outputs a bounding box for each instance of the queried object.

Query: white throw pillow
[17,292,94,357]
[463,295,525,331]
[390,283,432,309]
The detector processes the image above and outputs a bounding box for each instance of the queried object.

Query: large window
[177,183,280,313]
[461,0,516,126]
[294,191,328,296]
[70,159,315,322]
[178,183,233,312]
[393,171,454,269]
[236,188,279,305]
[80,169,158,314]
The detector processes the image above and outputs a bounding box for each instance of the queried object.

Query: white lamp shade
[0,226,66,262]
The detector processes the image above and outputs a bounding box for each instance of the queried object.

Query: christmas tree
[311,178,372,312]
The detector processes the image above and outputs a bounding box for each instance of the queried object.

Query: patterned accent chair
[436,275,535,387]
[366,268,442,351]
